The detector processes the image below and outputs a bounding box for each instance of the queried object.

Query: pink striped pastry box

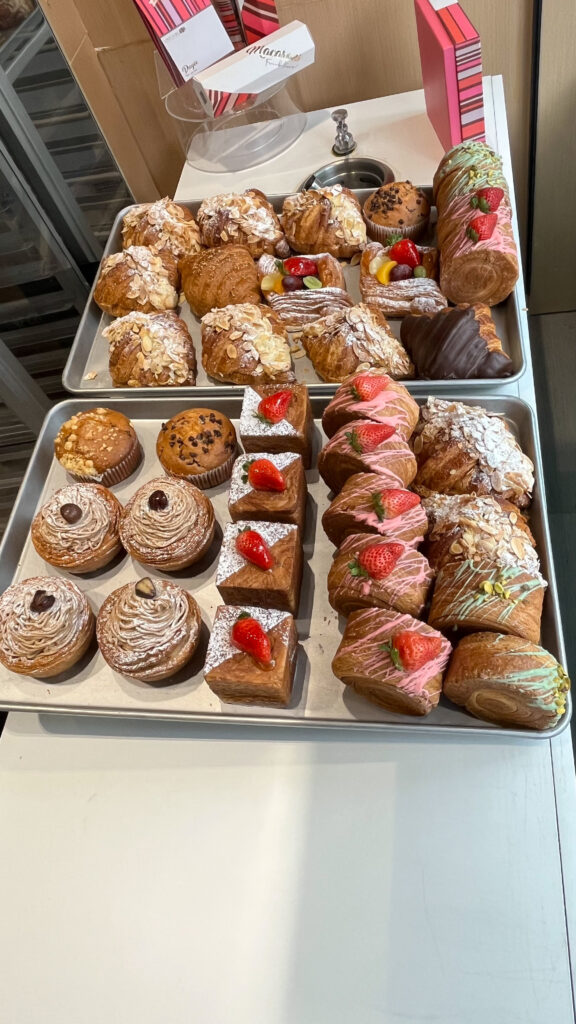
[131,0,235,86]
[415,0,485,150]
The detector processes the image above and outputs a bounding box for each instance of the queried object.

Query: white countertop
[1,77,575,1024]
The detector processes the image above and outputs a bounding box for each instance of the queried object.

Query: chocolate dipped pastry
[156,408,237,489]
[97,578,201,683]
[0,576,95,678]
[180,245,260,319]
[201,303,293,386]
[413,397,534,508]
[428,558,546,644]
[216,521,302,615]
[54,408,142,487]
[318,421,417,495]
[103,311,197,388]
[328,534,433,618]
[121,198,202,260]
[205,605,298,706]
[93,246,179,317]
[422,493,540,576]
[239,383,313,468]
[322,474,427,548]
[120,476,215,571]
[301,304,413,383]
[31,483,123,574]
[401,304,513,379]
[228,452,307,532]
[360,240,447,317]
[282,185,366,259]
[332,607,452,716]
[321,370,419,441]
[197,189,288,258]
[258,252,352,330]
[444,632,570,731]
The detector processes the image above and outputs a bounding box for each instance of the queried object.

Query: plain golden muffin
[363,181,430,241]
[54,407,142,486]
[156,408,237,489]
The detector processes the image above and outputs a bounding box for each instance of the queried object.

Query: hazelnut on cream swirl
[31,483,123,573]
[0,576,94,678]
[120,477,215,571]
[96,579,201,682]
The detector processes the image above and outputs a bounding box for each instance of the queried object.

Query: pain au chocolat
[322,474,427,548]
[321,370,419,442]
[318,420,417,495]
[327,534,433,618]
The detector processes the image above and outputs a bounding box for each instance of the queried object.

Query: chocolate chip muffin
[156,407,237,489]
[363,181,430,242]
[54,407,142,487]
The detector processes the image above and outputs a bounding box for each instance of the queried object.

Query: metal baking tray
[0,394,567,737]
[62,190,527,397]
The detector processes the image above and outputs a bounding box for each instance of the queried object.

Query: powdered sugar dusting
[216,521,296,583]
[228,451,300,504]
[205,604,291,672]
[239,387,298,438]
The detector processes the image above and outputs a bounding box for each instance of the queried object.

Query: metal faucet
[331,108,357,156]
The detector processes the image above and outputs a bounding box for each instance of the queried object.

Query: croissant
[318,419,417,494]
[400,304,513,379]
[281,185,366,258]
[93,246,179,317]
[413,397,534,508]
[180,245,260,318]
[258,252,352,330]
[444,632,570,731]
[197,188,288,258]
[201,303,294,385]
[301,304,414,383]
[121,198,202,260]
[428,558,546,644]
[327,533,433,618]
[321,370,419,441]
[103,311,196,387]
[360,241,447,317]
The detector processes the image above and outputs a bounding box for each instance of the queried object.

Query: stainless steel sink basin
[298,157,395,191]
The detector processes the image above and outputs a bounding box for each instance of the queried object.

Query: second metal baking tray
[62,191,528,397]
[0,393,566,737]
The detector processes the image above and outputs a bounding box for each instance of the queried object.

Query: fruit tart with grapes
[257,252,352,331]
[360,238,448,317]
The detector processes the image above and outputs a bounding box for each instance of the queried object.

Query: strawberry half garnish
[255,390,293,425]
[381,630,443,671]
[371,489,421,521]
[345,422,395,453]
[348,541,404,580]
[351,374,390,402]
[388,239,421,268]
[231,612,272,666]
[235,528,274,570]
[471,186,504,213]
[466,213,497,243]
[242,458,286,492]
[283,256,318,277]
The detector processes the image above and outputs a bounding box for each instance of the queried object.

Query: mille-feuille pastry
[54,407,142,487]
[258,252,352,330]
[96,577,201,683]
[301,304,413,383]
[156,408,237,489]
[318,420,417,495]
[216,521,302,616]
[328,534,433,618]
[401,304,513,379]
[362,181,431,243]
[228,452,307,532]
[322,474,427,548]
[360,240,447,317]
[103,311,197,388]
[433,141,519,305]
[31,483,123,574]
[332,606,452,716]
[321,370,419,441]
[180,244,260,319]
[413,397,534,508]
[422,493,540,577]
[197,189,288,258]
[282,185,366,258]
[119,476,215,571]
[121,197,202,260]
[204,604,298,706]
[0,576,95,678]
[239,383,313,469]
[444,632,570,731]
[93,246,179,317]
[428,558,546,644]
[201,303,294,386]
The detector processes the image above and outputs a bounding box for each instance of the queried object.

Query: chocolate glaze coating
[400,305,513,380]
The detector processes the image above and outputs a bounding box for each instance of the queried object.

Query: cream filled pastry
[120,476,215,571]
[0,576,95,678]
[31,483,123,573]
[96,578,201,682]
